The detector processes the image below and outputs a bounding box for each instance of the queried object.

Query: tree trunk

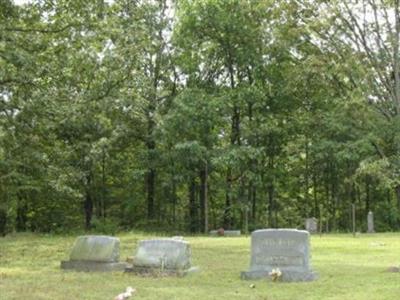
[223,57,239,230]
[324,165,330,232]
[396,185,400,209]
[224,170,232,229]
[146,114,156,220]
[268,182,274,228]
[313,171,318,218]
[267,154,275,228]
[172,179,177,224]
[146,167,156,220]
[305,136,310,216]
[394,0,400,115]
[16,195,27,232]
[146,90,157,220]
[365,175,370,214]
[199,162,208,233]
[199,166,207,233]
[84,191,93,230]
[249,183,256,224]
[101,149,106,219]
[84,173,93,230]
[189,177,197,233]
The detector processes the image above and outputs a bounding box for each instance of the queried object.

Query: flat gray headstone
[241,229,317,282]
[60,235,126,272]
[305,218,318,233]
[125,239,198,276]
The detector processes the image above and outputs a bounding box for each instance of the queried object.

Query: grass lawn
[1,232,400,300]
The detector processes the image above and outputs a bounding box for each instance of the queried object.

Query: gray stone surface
[241,229,317,282]
[61,235,126,272]
[61,260,126,272]
[305,218,318,233]
[367,211,375,233]
[209,230,241,237]
[209,230,221,236]
[125,239,197,276]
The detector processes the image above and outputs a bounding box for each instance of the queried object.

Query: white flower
[268,268,282,281]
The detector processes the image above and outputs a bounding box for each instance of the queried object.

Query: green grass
[1,232,400,300]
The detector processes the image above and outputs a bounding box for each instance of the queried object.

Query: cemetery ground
[1,233,400,300]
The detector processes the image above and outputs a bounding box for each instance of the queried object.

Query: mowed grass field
[1,232,400,300]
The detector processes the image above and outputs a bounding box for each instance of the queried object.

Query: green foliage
[90,217,119,236]
[1,0,399,233]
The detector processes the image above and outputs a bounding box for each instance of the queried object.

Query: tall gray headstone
[305,218,318,233]
[61,235,126,271]
[241,229,317,282]
[125,239,198,276]
[367,211,375,233]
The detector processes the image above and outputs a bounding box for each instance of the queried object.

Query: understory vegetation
[1,0,400,233]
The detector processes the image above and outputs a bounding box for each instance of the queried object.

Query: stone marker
[305,218,318,233]
[241,229,317,282]
[367,211,375,233]
[61,235,126,272]
[209,229,241,237]
[125,238,198,276]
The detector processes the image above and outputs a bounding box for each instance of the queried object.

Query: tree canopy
[1,0,399,234]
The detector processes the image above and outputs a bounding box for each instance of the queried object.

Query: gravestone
[305,218,318,233]
[241,229,317,282]
[367,211,375,233]
[209,229,241,237]
[60,235,126,271]
[125,238,198,276]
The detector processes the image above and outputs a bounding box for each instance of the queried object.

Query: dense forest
[1,0,399,234]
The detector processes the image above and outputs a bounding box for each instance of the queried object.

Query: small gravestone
[241,229,317,282]
[367,211,375,233]
[305,218,318,233]
[60,235,126,272]
[125,239,198,276]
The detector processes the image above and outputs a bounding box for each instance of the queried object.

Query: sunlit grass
[1,232,400,299]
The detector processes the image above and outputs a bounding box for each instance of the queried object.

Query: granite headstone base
[61,260,126,272]
[241,269,318,282]
[124,265,199,277]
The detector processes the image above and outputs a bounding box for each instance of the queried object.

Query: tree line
[0,0,399,234]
